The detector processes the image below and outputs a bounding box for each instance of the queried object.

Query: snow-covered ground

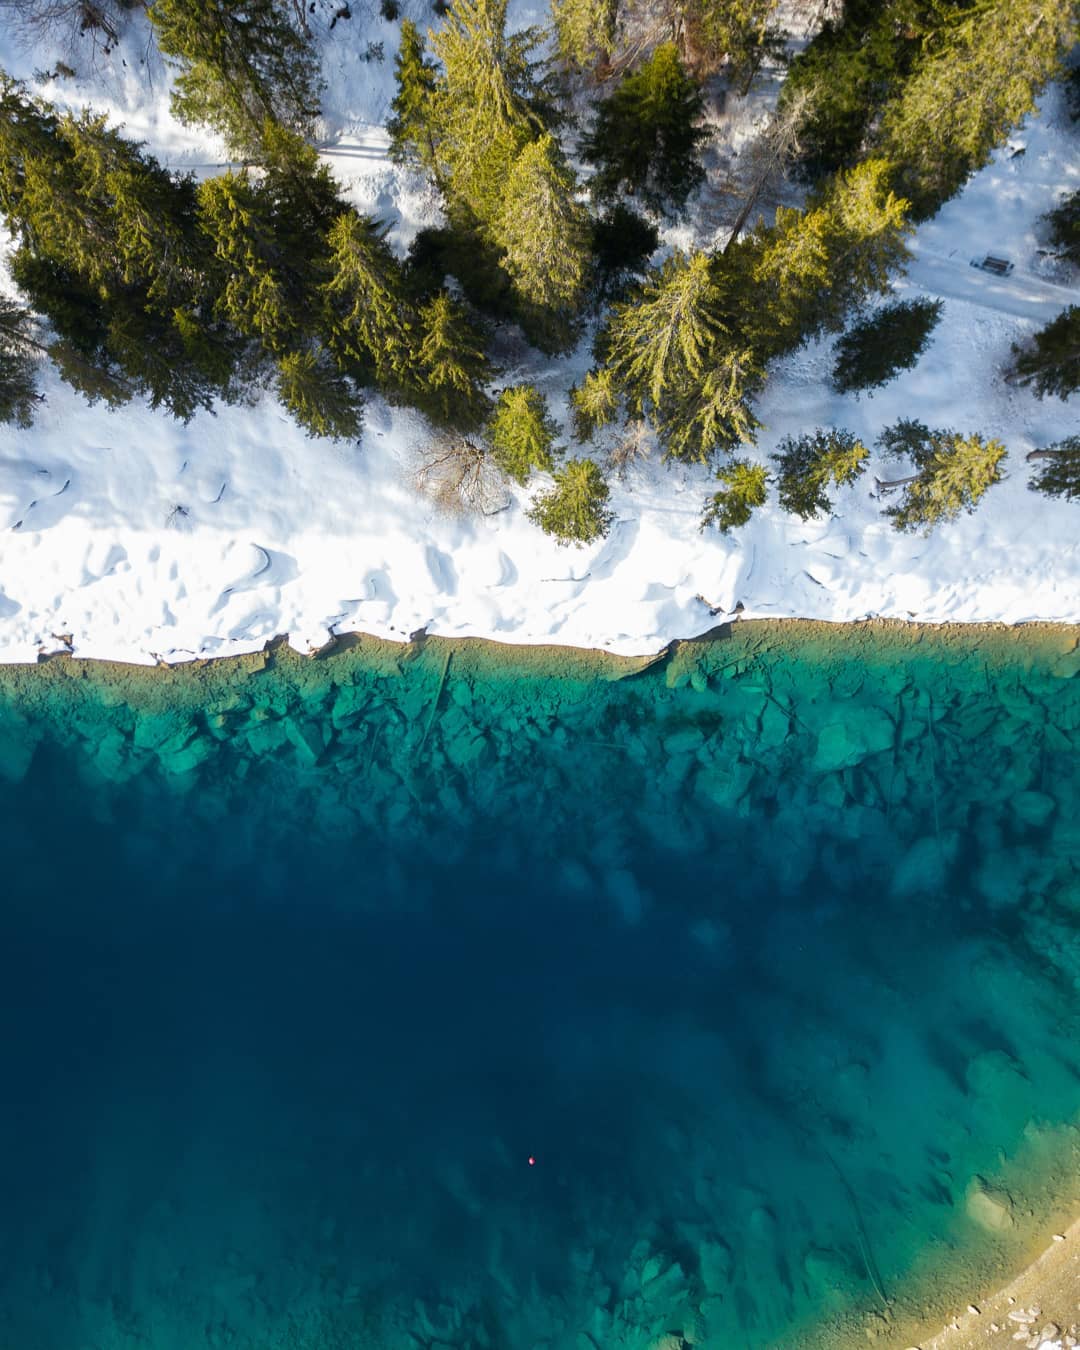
[0,4,1077,664]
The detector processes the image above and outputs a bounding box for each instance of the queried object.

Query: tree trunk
[874,473,919,491]
[1026,449,1062,462]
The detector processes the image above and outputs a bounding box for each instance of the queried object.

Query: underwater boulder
[964,1176,1014,1232]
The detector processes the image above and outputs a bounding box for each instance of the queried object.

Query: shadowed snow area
[0,7,1077,664]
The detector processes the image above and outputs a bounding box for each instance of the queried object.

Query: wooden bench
[970,254,1014,276]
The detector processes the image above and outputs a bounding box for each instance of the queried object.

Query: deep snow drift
[0,5,1077,664]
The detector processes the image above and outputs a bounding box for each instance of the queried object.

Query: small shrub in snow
[488,385,557,484]
[528,458,613,545]
[701,459,768,533]
[831,298,942,394]
[772,428,869,521]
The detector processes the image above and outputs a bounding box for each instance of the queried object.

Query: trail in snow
[908,245,1079,323]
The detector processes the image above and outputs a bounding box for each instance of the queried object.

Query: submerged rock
[812,708,894,773]
[964,1176,1014,1232]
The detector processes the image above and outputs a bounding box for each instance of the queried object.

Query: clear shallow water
[0,623,1078,1350]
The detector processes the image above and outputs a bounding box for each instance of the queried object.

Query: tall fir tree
[488,384,557,482]
[772,427,869,519]
[876,422,1007,532]
[877,0,1077,218]
[276,349,364,439]
[657,347,764,463]
[678,0,782,87]
[387,20,441,176]
[1028,436,1080,502]
[831,297,942,394]
[551,0,618,69]
[1011,306,1080,400]
[147,0,323,161]
[428,0,549,228]
[494,133,590,350]
[321,213,415,387]
[1047,190,1080,268]
[570,368,619,440]
[582,44,706,218]
[412,292,492,429]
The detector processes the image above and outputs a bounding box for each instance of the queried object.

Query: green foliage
[831,297,942,393]
[1047,190,1080,268]
[551,0,617,70]
[488,383,557,482]
[581,44,706,217]
[528,456,613,544]
[740,159,911,357]
[877,421,1007,532]
[589,204,658,303]
[570,368,619,440]
[322,212,414,385]
[679,0,782,86]
[412,292,492,429]
[147,0,322,161]
[1011,305,1080,400]
[657,348,764,463]
[701,458,768,532]
[773,427,869,519]
[388,20,440,173]
[494,133,590,350]
[600,250,726,416]
[1028,436,1080,502]
[779,0,962,180]
[429,0,551,227]
[0,297,40,427]
[276,349,363,439]
[877,0,1077,219]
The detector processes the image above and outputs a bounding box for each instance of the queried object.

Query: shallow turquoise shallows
[0,623,1078,1350]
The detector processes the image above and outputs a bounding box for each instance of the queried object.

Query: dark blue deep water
[0,626,1078,1350]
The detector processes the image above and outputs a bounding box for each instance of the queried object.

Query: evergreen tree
[876,421,1007,532]
[387,20,441,175]
[276,349,364,439]
[147,0,323,161]
[877,0,1077,218]
[701,458,768,532]
[412,292,492,428]
[1028,436,1080,502]
[488,384,557,482]
[773,427,869,519]
[528,456,613,543]
[570,368,619,439]
[1047,189,1080,268]
[599,250,727,418]
[494,133,590,349]
[831,297,942,394]
[551,0,617,69]
[1011,306,1080,400]
[658,348,764,463]
[0,297,40,427]
[428,0,550,227]
[581,44,706,217]
[321,212,414,386]
[679,0,782,87]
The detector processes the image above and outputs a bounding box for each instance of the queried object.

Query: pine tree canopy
[570,368,619,441]
[494,133,589,340]
[413,292,492,429]
[600,250,727,417]
[701,458,768,532]
[1028,436,1080,502]
[1012,306,1080,400]
[581,44,706,218]
[679,0,782,84]
[148,0,323,161]
[551,0,617,70]
[276,349,364,440]
[878,422,1007,532]
[528,456,613,543]
[429,0,550,226]
[388,20,441,173]
[1047,190,1080,268]
[832,297,942,394]
[877,0,1078,218]
[321,212,414,385]
[773,427,869,519]
[657,348,764,463]
[488,383,557,483]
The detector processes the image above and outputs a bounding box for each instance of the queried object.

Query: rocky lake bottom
[0,620,1078,1350]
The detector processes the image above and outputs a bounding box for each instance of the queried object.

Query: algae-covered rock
[964,1176,1013,1232]
[663,726,705,757]
[812,707,894,772]
[890,832,957,898]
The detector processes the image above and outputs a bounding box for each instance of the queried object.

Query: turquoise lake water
[0,623,1078,1350]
